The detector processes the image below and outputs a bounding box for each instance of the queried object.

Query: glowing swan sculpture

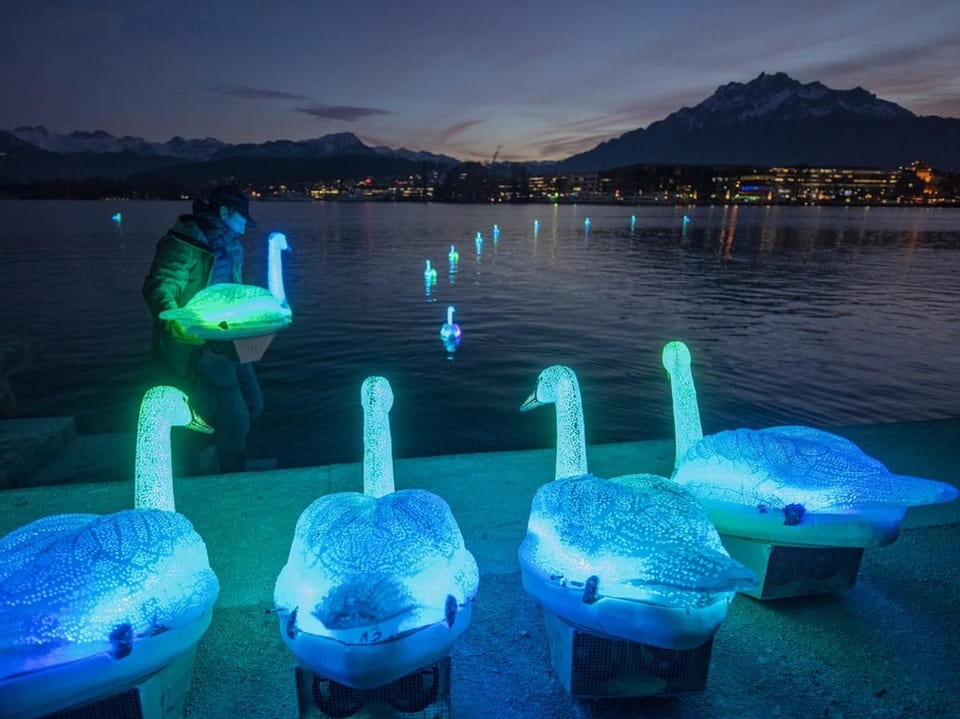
[661,341,959,546]
[0,386,219,718]
[274,376,479,689]
[159,231,292,340]
[519,365,755,649]
[439,305,461,343]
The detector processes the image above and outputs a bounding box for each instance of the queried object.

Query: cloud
[535,133,614,160]
[438,119,485,144]
[295,104,391,121]
[211,85,310,101]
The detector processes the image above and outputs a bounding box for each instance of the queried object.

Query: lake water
[1,200,958,468]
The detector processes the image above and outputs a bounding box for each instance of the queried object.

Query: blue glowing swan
[160,231,292,340]
[274,376,479,689]
[519,365,755,649]
[0,386,219,718]
[661,341,959,545]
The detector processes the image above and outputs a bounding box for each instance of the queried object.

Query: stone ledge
[0,416,77,490]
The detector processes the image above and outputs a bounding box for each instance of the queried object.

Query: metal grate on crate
[294,658,451,719]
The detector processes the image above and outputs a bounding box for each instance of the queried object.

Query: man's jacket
[142,215,242,378]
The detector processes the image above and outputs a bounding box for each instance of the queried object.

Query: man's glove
[166,319,205,345]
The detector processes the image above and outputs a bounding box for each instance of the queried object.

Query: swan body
[159,232,293,340]
[661,341,958,546]
[0,386,219,718]
[519,365,754,649]
[274,377,478,689]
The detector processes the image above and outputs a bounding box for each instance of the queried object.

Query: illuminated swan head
[521,365,587,480]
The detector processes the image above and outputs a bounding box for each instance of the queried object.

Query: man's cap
[209,185,257,227]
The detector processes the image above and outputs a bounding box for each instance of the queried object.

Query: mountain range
[1,72,958,188]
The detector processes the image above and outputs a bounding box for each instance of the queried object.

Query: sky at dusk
[2,1,958,163]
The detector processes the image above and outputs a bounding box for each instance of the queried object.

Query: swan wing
[675,427,958,510]
[0,509,218,677]
[522,474,755,606]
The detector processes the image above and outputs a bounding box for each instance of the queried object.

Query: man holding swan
[142,184,264,474]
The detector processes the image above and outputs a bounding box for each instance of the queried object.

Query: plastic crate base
[721,535,865,600]
[40,647,197,719]
[542,611,714,698]
[294,658,450,719]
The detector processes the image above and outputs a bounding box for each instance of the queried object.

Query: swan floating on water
[273,376,479,689]
[424,259,437,284]
[519,365,755,649]
[0,386,219,718]
[440,305,461,344]
[661,340,959,546]
[160,231,293,340]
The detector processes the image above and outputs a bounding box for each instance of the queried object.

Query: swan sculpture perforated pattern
[661,341,958,520]
[274,376,479,689]
[519,365,755,648]
[0,386,219,716]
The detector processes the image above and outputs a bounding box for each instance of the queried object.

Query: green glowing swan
[519,365,755,648]
[274,376,479,689]
[160,231,292,340]
[661,341,959,536]
[0,386,219,701]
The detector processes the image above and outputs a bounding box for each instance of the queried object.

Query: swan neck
[268,242,286,305]
[134,411,175,511]
[668,362,704,468]
[555,381,588,480]
[364,409,395,498]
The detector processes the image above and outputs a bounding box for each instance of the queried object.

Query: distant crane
[490,144,503,165]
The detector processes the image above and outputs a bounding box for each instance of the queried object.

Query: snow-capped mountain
[8,126,457,165]
[11,126,227,161]
[561,72,959,171]
[154,136,229,161]
[670,72,913,129]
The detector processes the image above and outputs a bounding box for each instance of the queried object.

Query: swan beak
[188,409,215,434]
[520,391,543,412]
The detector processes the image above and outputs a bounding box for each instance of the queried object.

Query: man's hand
[166,319,205,345]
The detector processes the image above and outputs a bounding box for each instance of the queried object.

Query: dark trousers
[192,350,264,473]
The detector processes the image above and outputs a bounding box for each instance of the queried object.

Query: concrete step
[0,416,77,490]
